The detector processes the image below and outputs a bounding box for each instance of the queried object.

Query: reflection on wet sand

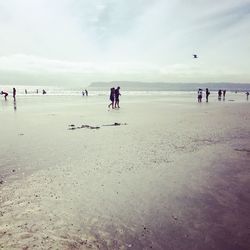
[14,100,17,111]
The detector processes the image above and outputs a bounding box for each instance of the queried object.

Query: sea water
[0,84,249,107]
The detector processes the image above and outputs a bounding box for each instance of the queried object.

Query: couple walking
[197,88,210,102]
[108,86,121,109]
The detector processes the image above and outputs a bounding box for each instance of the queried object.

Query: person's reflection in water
[14,99,17,111]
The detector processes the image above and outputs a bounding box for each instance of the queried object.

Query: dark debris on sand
[68,124,100,130]
[68,123,127,130]
[102,122,127,127]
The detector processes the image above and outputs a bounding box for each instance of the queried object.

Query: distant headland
[88,81,250,91]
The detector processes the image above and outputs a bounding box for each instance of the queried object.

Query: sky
[0,0,250,86]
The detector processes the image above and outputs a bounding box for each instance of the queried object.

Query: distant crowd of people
[24,89,47,94]
[108,86,121,109]
[1,88,47,100]
[0,88,17,101]
[197,88,249,102]
[0,88,90,100]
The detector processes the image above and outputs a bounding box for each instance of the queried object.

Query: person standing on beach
[85,89,88,96]
[108,87,115,109]
[205,88,210,102]
[197,89,202,103]
[246,91,249,101]
[115,86,121,108]
[13,88,16,101]
[218,89,222,100]
[223,90,226,101]
[82,90,85,96]
[1,91,8,100]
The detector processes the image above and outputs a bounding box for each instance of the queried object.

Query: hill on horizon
[89,81,250,91]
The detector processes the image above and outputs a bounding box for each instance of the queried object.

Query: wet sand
[0,95,250,249]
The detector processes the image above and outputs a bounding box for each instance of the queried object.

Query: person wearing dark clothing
[223,90,226,101]
[13,88,16,100]
[42,89,46,94]
[218,89,222,100]
[108,87,115,109]
[115,87,121,108]
[246,91,249,101]
[85,89,88,96]
[205,88,210,102]
[1,91,8,100]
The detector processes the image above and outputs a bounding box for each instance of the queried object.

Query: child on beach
[1,91,8,100]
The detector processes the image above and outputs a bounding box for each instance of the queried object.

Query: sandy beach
[0,93,250,250]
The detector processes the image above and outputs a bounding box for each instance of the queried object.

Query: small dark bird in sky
[193,54,198,58]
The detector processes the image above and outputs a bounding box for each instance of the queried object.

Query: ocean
[1,83,250,97]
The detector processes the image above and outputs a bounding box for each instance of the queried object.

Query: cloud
[0,54,154,74]
[0,0,249,84]
[1,54,248,85]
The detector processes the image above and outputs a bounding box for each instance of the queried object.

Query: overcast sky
[0,0,250,85]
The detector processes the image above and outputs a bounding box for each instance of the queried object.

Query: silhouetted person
[218,89,222,101]
[197,89,202,103]
[36,89,39,94]
[108,87,115,109]
[1,91,8,100]
[82,90,85,96]
[115,86,121,108]
[246,91,249,101]
[13,88,16,101]
[85,89,88,96]
[25,89,27,94]
[223,90,226,101]
[205,88,210,102]
[42,89,46,95]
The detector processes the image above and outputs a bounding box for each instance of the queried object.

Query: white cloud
[0,54,159,75]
